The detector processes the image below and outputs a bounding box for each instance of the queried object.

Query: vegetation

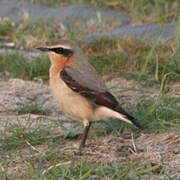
[0,53,50,80]
[86,37,180,86]
[0,0,179,179]
[13,104,51,115]
[0,95,179,179]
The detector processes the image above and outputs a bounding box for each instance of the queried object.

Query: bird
[37,39,143,154]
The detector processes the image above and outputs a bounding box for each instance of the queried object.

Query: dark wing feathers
[60,69,143,130]
[60,69,118,109]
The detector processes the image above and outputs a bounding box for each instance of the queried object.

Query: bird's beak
[36,47,49,52]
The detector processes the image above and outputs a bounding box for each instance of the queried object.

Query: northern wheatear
[37,40,143,154]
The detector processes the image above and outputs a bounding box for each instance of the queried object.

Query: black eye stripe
[50,47,73,57]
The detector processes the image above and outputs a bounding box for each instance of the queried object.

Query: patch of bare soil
[0,78,52,112]
[0,78,65,133]
[0,78,179,179]
[63,132,180,179]
[105,75,180,99]
[2,132,180,179]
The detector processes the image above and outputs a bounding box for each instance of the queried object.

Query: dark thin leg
[80,122,92,148]
[76,122,92,155]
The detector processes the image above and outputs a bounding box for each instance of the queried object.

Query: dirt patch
[2,132,179,179]
[63,132,180,179]
[0,77,179,179]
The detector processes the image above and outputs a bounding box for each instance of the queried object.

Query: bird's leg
[76,120,92,155]
[80,121,92,148]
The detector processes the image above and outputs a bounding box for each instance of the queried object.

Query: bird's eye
[50,47,73,57]
[54,48,63,54]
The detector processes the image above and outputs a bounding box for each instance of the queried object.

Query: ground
[0,76,179,179]
[0,0,179,179]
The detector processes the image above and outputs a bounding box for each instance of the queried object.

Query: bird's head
[36,40,76,67]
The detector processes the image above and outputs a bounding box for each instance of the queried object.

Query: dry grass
[1,127,180,179]
[0,78,179,179]
[0,1,179,179]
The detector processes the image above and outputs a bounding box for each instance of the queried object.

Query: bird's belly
[50,78,93,120]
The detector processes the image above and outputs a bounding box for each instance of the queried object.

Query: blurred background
[0,0,179,179]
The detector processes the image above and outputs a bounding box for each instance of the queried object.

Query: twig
[155,54,159,81]
[131,132,137,154]
[0,163,7,180]
[160,72,180,94]
[25,140,42,153]
[0,164,5,173]
[42,161,71,175]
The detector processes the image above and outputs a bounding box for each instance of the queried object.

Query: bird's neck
[49,64,62,79]
[49,56,75,79]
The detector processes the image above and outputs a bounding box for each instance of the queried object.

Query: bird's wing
[61,66,143,130]
[60,68,119,110]
[64,53,107,92]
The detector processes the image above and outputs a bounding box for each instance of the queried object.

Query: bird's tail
[115,105,143,130]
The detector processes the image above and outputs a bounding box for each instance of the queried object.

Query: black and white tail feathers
[115,105,143,130]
